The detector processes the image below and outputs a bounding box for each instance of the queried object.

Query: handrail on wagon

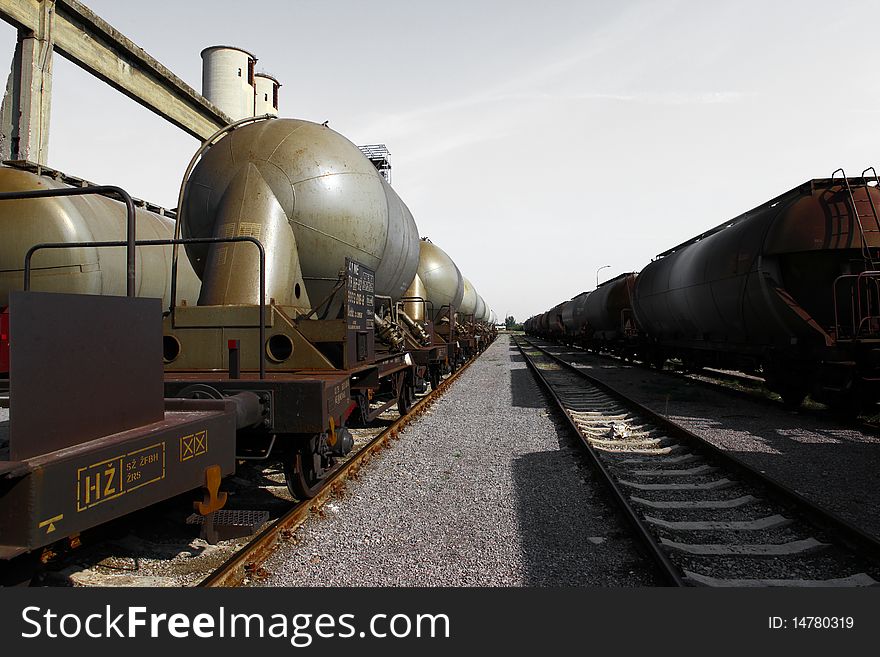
[0,185,138,296]
[23,236,268,379]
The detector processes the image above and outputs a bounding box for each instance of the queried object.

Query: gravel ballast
[253,335,660,587]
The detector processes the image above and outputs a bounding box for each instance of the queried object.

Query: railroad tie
[565,404,626,413]
[630,494,759,509]
[568,411,630,420]
[615,453,701,465]
[627,464,718,477]
[587,436,679,450]
[618,477,734,491]
[683,571,879,587]
[660,537,828,557]
[643,514,791,531]
[592,443,685,455]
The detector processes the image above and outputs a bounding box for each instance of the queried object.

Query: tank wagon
[0,163,204,378]
[160,117,495,496]
[0,164,201,319]
[529,173,880,413]
[403,238,462,381]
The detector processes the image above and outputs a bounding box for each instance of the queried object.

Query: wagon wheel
[779,388,808,410]
[283,437,326,499]
[177,383,224,400]
[397,380,414,416]
[772,371,808,410]
[829,394,864,420]
[429,365,441,390]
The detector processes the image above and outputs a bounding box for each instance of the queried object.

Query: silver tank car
[460,277,478,316]
[473,294,487,323]
[181,118,420,310]
[408,238,464,320]
[0,167,201,308]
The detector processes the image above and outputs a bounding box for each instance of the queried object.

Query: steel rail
[519,336,880,575]
[548,339,877,430]
[198,345,487,588]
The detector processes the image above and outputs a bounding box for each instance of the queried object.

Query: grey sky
[2,0,879,322]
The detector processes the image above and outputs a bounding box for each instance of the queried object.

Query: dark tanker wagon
[548,302,568,339]
[581,273,640,354]
[632,175,880,411]
[560,291,588,344]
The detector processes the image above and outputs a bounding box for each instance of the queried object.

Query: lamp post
[596,264,611,288]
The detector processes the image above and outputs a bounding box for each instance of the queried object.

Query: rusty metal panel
[9,291,164,460]
[0,400,236,555]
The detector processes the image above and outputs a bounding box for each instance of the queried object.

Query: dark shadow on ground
[510,440,662,586]
[509,367,547,409]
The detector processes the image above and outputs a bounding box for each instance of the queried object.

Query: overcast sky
[2,0,880,322]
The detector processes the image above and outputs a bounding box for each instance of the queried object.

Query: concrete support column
[0,0,54,164]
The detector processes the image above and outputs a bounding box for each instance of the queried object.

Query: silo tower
[254,72,281,116]
[201,45,257,120]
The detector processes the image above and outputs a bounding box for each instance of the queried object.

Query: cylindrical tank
[413,239,463,320]
[0,167,201,308]
[181,118,420,310]
[583,273,638,340]
[201,45,257,120]
[473,294,486,323]
[563,291,590,336]
[538,311,550,334]
[549,302,568,336]
[632,180,880,351]
[254,73,280,116]
[561,295,578,334]
[460,277,478,316]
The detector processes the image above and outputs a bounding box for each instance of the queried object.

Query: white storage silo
[201,45,257,120]
[254,73,280,116]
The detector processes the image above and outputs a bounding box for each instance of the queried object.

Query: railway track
[199,352,482,587]
[540,339,880,427]
[515,336,880,587]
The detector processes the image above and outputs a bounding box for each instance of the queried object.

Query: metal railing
[831,168,876,268]
[833,270,880,341]
[0,185,138,296]
[23,236,268,378]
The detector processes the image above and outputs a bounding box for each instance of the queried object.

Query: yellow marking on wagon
[38,514,64,533]
[180,430,208,461]
[76,443,166,512]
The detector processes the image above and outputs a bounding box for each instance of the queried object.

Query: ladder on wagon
[831,168,880,340]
